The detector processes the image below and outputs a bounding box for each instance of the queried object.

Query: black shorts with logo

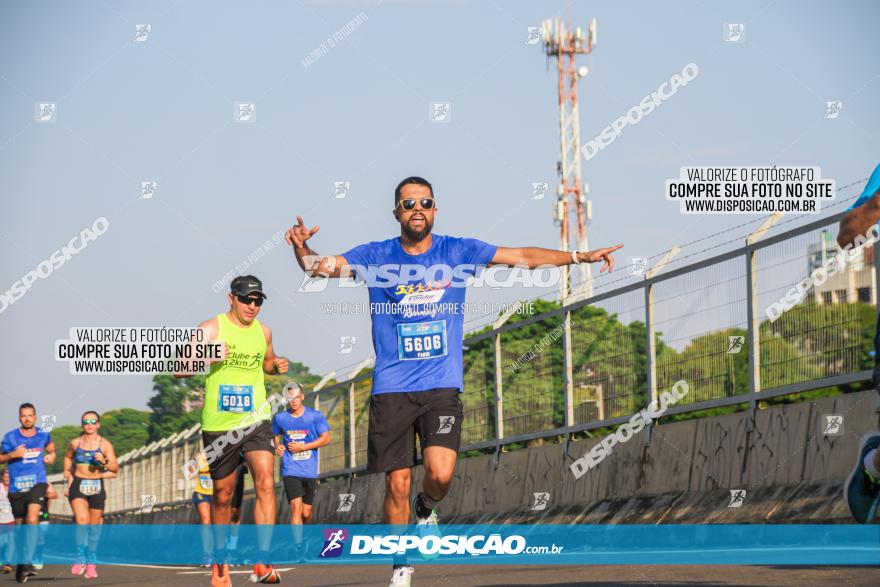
[201,420,274,481]
[68,477,107,510]
[9,482,48,519]
[283,476,317,505]
[367,387,463,473]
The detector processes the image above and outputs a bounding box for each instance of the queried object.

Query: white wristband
[571,250,581,265]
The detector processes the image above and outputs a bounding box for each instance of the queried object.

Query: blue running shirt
[342,234,497,394]
[1,428,51,494]
[846,163,880,212]
[272,408,331,478]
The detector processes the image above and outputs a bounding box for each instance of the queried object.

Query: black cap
[231,275,267,298]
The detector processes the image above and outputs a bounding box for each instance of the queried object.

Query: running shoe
[211,563,232,587]
[249,563,281,584]
[293,542,308,563]
[200,552,213,568]
[844,432,880,523]
[2,564,12,574]
[388,565,414,586]
[413,494,441,560]
[14,564,35,583]
[71,561,86,576]
[84,564,98,579]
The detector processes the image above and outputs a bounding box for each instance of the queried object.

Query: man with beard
[285,176,623,586]
[0,404,56,583]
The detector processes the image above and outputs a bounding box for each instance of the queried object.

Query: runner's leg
[289,497,303,545]
[384,468,411,524]
[420,446,457,505]
[23,502,40,564]
[85,508,103,577]
[69,498,89,571]
[210,469,238,570]
[244,450,275,563]
[196,499,213,562]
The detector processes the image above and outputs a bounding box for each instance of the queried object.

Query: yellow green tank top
[194,453,213,495]
[202,313,268,432]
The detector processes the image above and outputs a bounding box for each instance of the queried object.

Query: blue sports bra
[74,439,104,466]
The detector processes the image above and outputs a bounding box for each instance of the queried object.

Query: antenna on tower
[542,15,597,301]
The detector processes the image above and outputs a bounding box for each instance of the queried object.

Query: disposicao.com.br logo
[347,534,562,556]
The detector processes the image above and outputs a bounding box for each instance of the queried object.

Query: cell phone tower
[543,17,596,301]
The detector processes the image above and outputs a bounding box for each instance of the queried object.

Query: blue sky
[1,0,878,425]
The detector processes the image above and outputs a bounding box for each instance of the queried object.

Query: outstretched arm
[285,215,349,279]
[490,244,624,273]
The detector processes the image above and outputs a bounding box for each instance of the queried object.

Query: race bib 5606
[397,320,447,361]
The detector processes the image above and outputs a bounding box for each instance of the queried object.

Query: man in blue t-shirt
[285,176,622,586]
[838,163,880,524]
[272,383,330,554]
[0,403,56,582]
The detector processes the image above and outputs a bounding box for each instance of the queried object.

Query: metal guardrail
[49,209,879,516]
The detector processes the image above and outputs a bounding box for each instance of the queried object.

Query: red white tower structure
[543,17,596,300]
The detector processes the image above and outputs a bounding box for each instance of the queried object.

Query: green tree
[147,374,204,441]
[99,408,150,457]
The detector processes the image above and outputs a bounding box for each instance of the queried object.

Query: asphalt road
[3,564,878,586]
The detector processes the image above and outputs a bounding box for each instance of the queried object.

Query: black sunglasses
[235,294,264,307]
[397,198,435,211]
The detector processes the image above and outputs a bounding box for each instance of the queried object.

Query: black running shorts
[367,387,463,473]
[283,476,317,505]
[201,420,274,480]
[67,477,107,510]
[9,483,48,519]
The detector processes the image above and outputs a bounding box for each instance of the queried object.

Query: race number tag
[199,474,213,491]
[218,385,254,413]
[286,431,311,461]
[397,320,447,361]
[14,475,36,492]
[80,479,101,496]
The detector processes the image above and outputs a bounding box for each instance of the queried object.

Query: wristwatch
[571,250,582,264]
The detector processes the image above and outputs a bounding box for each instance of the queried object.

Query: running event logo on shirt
[23,448,42,463]
[223,341,264,370]
[395,279,450,303]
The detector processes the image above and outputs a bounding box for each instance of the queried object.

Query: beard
[401,217,433,241]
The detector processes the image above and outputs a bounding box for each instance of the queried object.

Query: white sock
[864,449,880,479]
